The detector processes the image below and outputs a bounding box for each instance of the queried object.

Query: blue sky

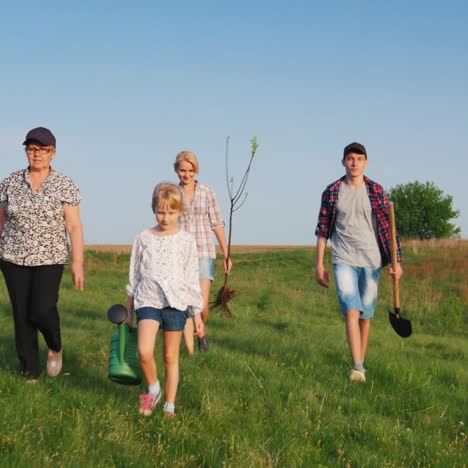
[1,1,467,244]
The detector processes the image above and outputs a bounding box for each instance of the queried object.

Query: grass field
[0,242,466,466]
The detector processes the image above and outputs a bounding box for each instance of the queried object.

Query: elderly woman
[0,127,84,382]
[174,150,232,354]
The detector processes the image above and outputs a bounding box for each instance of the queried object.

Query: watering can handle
[118,323,127,364]
[389,202,400,311]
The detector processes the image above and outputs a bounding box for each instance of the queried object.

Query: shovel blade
[388,309,412,338]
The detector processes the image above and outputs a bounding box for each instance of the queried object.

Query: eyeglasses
[26,146,51,155]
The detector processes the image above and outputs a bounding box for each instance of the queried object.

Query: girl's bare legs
[138,319,160,386]
[183,318,195,356]
[163,330,183,404]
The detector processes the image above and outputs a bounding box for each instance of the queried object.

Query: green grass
[0,245,466,466]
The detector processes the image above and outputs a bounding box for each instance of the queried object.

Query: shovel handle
[389,202,400,310]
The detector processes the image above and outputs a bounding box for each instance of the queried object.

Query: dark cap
[23,127,56,147]
[343,142,366,159]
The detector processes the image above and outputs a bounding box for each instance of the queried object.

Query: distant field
[86,239,468,254]
[0,242,466,466]
[85,244,313,254]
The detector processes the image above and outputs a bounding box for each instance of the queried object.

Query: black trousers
[0,259,64,378]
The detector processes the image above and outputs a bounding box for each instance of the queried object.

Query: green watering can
[107,304,142,385]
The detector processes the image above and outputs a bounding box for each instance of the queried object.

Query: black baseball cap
[23,127,56,147]
[343,142,367,159]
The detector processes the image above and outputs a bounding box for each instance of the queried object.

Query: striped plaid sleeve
[206,185,224,229]
[315,187,331,239]
[378,185,402,264]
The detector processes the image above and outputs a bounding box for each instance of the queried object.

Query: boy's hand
[193,314,205,337]
[390,263,403,280]
[316,265,329,288]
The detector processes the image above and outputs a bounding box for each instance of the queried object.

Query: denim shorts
[136,307,188,331]
[332,263,381,319]
[199,257,215,281]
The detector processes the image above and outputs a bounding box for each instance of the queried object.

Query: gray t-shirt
[331,181,382,268]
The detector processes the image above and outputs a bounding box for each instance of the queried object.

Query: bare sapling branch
[211,137,259,317]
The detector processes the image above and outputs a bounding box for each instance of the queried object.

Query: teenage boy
[315,142,403,382]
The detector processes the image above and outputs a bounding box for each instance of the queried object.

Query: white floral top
[0,168,80,266]
[126,229,203,316]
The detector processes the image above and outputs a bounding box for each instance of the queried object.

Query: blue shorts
[199,257,215,281]
[135,307,188,331]
[332,263,381,319]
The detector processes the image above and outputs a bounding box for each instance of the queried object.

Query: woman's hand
[71,262,85,291]
[193,314,205,337]
[224,256,233,274]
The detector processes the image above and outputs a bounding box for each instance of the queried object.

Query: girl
[125,183,204,417]
[174,151,232,354]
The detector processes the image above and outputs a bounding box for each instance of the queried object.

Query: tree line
[389,181,461,240]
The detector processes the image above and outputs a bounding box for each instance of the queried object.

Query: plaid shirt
[315,176,401,266]
[179,182,224,260]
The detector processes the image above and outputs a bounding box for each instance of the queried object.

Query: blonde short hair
[173,150,199,173]
[151,182,184,213]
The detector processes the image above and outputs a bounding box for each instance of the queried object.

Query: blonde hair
[151,182,184,214]
[173,150,199,173]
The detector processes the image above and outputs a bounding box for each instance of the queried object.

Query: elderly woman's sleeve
[61,176,81,206]
[207,186,224,230]
[0,178,8,205]
[126,236,141,297]
[186,237,203,316]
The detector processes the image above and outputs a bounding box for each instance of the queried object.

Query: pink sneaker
[138,392,161,416]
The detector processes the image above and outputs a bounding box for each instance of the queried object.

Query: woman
[174,151,232,353]
[0,127,84,382]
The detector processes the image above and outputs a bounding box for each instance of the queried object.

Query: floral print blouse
[0,168,80,266]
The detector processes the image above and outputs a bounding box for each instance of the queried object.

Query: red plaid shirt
[315,176,401,266]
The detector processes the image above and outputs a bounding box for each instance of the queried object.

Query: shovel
[388,202,412,338]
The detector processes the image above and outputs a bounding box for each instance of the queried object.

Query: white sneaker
[348,368,366,383]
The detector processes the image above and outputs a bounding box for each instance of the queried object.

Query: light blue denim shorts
[332,263,381,319]
[199,257,215,281]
